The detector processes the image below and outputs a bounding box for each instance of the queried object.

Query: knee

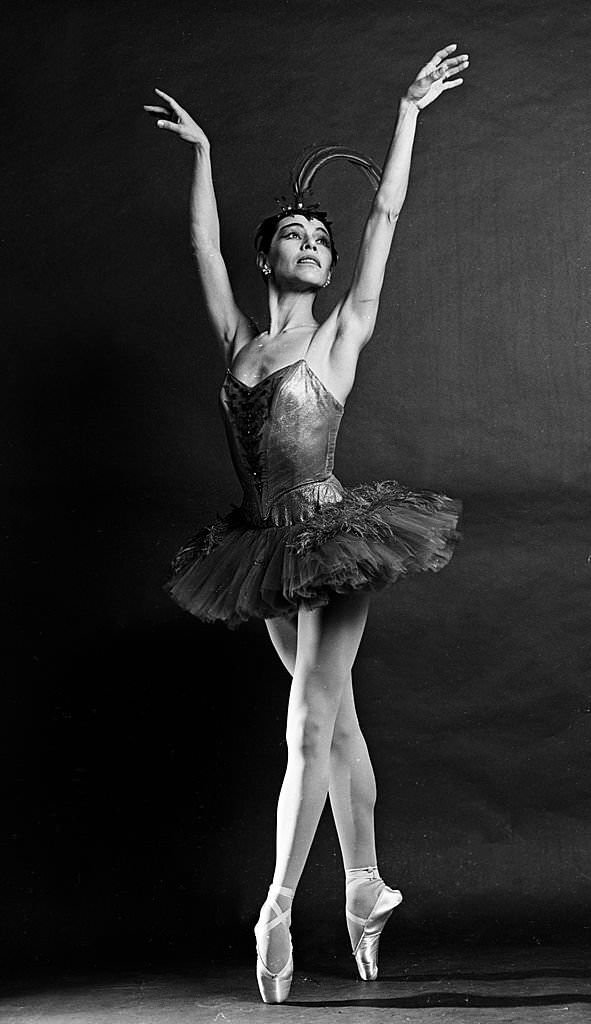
[287,712,325,761]
[286,671,339,761]
[330,718,356,758]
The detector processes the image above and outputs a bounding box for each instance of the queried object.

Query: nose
[302,238,317,250]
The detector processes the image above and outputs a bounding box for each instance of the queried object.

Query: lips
[297,256,321,267]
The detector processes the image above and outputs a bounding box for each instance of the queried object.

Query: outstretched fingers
[144,90,208,146]
[407,43,469,108]
[441,54,469,71]
[154,87,185,116]
[433,54,469,77]
[419,42,456,76]
[144,88,185,131]
[421,44,470,81]
[432,42,459,64]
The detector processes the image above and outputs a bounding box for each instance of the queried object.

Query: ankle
[346,866,383,902]
[268,883,295,901]
[255,883,294,976]
[345,865,384,924]
[345,865,381,886]
[257,884,295,929]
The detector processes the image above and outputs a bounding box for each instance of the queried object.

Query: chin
[280,274,322,293]
[297,279,322,294]
[295,269,324,287]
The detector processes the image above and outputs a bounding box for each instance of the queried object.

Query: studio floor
[2,948,590,1024]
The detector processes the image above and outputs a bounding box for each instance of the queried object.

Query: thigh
[265,615,297,676]
[333,674,359,733]
[296,592,370,679]
[289,593,370,714]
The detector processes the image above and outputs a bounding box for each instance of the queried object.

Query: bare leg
[262,599,383,966]
[265,614,298,675]
[265,607,401,977]
[257,593,369,971]
[266,615,378,872]
[328,676,377,869]
[275,593,369,887]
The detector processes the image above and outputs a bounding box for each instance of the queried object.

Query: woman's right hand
[143,89,210,148]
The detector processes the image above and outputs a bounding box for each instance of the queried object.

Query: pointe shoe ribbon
[254,884,294,1004]
[347,885,403,981]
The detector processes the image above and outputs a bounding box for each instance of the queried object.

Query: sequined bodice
[220,359,344,526]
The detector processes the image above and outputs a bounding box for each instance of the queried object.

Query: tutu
[165,358,461,628]
[166,479,461,628]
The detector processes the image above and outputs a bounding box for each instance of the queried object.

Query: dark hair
[254,208,338,265]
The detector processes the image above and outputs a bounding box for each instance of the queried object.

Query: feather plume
[290,145,383,207]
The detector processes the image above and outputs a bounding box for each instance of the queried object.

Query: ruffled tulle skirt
[165,479,461,628]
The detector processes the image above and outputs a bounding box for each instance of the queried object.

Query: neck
[266,289,317,337]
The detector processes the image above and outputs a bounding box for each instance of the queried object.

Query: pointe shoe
[347,883,403,981]
[254,884,294,1004]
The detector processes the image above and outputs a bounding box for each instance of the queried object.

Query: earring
[262,265,271,277]
[322,272,332,289]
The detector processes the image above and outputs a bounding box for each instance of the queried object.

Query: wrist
[192,139,211,157]
[399,95,420,116]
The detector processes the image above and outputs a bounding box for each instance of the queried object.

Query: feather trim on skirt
[165,480,461,628]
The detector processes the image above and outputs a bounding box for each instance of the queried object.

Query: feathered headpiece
[255,145,383,261]
[288,144,382,209]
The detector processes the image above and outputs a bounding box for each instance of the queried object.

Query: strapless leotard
[165,359,461,627]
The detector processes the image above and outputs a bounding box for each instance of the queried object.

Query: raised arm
[144,90,254,361]
[329,45,469,361]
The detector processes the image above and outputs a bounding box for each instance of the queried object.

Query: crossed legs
[259,594,378,970]
[267,606,378,872]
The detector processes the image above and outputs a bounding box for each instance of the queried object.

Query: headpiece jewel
[254,145,383,261]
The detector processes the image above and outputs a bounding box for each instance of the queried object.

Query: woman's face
[264,215,333,289]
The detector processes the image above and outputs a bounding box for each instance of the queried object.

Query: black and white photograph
[3,0,591,1020]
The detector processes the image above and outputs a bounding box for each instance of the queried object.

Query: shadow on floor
[292,991,591,1009]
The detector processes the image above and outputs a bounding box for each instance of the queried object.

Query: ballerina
[144,42,468,1003]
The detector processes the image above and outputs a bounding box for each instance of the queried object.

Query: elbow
[191,234,220,258]
[373,195,402,226]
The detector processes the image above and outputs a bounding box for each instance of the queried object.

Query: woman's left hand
[405,44,469,109]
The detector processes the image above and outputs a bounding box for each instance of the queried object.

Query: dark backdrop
[4,0,591,974]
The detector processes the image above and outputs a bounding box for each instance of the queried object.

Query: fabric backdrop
[4,0,590,970]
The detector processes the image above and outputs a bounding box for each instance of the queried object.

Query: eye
[283,230,301,239]
[316,236,330,247]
